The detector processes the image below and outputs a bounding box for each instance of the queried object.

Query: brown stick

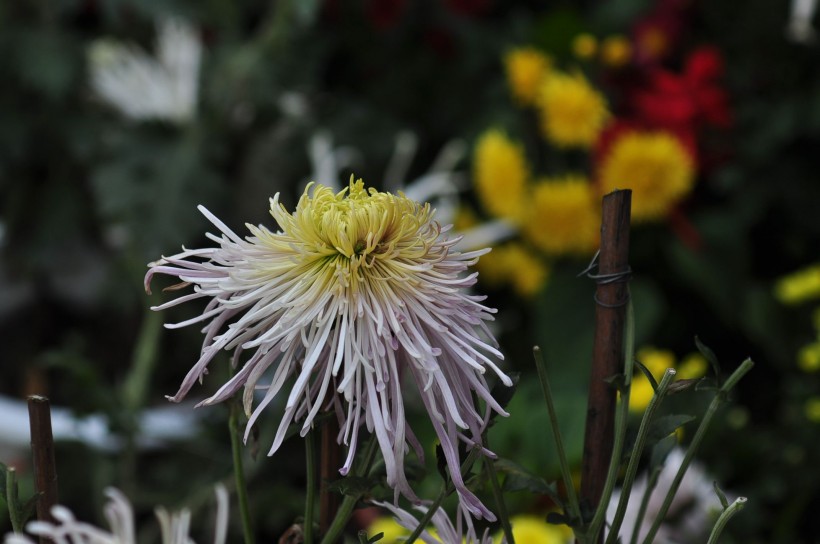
[28,395,59,532]
[580,190,632,522]
[319,417,341,535]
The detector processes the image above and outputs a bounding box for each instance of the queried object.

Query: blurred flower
[677,352,708,379]
[600,35,632,68]
[536,71,610,148]
[145,180,511,520]
[473,130,529,221]
[630,347,676,413]
[598,129,694,222]
[367,515,410,542]
[786,0,818,43]
[798,342,820,372]
[88,18,201,123]
[630,0,688,64]
[571,34,598,60]
[372,500,494,543]
[492,515,573,544]
[774,264,820,304]
[4,486,228,544]
[805,396,820,422]
[606,447,722,543]
[524,176,600,256]
[476,243,549,297]
[631,47,731,133]
[504,47,552,106]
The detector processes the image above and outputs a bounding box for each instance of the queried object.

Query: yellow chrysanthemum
[774,264,820,304]
[677,352,708,380]
[536,71,610,148]
[798,341,820,372]
[505,47,552,106]
[494,515,572,544]
[600,35,632,67]
[805,397,820,423]
[630,347,676,413]
[369,517,410,542]
[473,130,529,221]
[477,243,549,297]
[572,33,598,60]
[524,176,600,256]
[598,131,694,222]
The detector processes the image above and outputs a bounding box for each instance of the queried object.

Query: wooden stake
[580,190,632,521]
[27,395,59,533]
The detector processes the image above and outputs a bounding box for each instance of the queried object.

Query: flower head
[774,264,820,304]
[3,486,228,544]
[523,176,600,256]
[504,47,552,106]
[372,500,494,544]
[145,179,510,519]
[473,130,529,221]
[598,130,694,222]
[88,18,201,123]
[536,71,610,148]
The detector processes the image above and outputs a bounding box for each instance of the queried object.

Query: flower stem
[629,467,660,544]
[484,454,514,544]
[304,429,317,544]
[706,497,747,544]
[532,346,582,525]
[229,400,256,544]
[319,435,379,544]
[405,484,448,544]
[5,467,22,534]
[605,368,676,544]
[640,358,754,544]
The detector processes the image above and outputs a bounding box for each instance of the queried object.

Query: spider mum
[145,179,510,520]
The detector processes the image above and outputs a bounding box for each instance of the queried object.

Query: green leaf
[633,359,659,392]
[546,511,570,526]
[19,493,41,526]
[650,435,677,471]
[0,462,7,495]
[494,458,562,505]
[325,476,375,497]
[695,336,722,381]
[647,415,696,442]
[604,373,627,393]
[713,481,730,510]
[360,529,383,543]
[666,378,702,395]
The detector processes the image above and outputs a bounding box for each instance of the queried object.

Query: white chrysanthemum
[3,486,228,544]
[145,179,511,519]
[88,18,201,123]
[373,500,495,544]
[308,131,516,252]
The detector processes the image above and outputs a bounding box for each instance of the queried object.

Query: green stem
[304,429,317,544]
[605,369,676,544]
[533,346,582,525]
[319,436,379,544]
[405,484,448,544]
[706,497,748,544]
[586,296,636,542]
[640,359,754,544]
[6,467,22,534]
[629,467,660,544]
[123,309,163,412]
[484,456,514,544]
[230,401,256,544]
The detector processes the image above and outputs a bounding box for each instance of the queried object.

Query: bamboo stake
[580,190,632,525]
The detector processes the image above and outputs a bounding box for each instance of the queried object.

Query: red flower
[631,46,731,132]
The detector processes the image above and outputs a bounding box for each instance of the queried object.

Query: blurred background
[1,0,819,542]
